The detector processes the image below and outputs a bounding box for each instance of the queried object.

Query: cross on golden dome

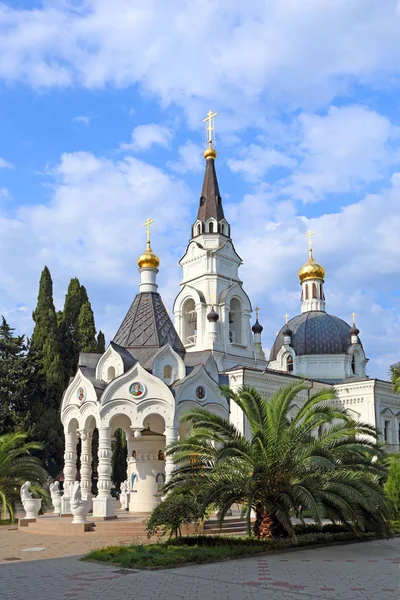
[305,229,315,252]
[137,217,160,269]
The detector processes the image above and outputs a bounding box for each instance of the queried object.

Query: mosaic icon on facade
[130,382,145,397]
[77,387,85,402]
[195,385,206,400]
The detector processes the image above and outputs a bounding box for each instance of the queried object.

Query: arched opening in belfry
[163,364,172,380]
[286,355,293,372]
[183,298,197,346]
[229,298,242,344]
[107,366,116,382]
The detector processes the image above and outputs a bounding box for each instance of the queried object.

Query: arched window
[384,420,390,443]
[312,283,318,299]
[286,355,293,372]
[351,355,356,374]
[197,224,201,236]
[229,298,242,344]
[221,224,224,235]
[183,298,197,346]
[305,285,309,300]
[107,366,116,382]
[163,364,172,380]
[209,221,214,233]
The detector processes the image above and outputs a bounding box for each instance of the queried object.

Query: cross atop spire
[351,312,357,324]
[203,110,217,146]
[255,306,260,320]
[284,313,289,324]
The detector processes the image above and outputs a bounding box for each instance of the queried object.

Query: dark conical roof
[196,158,225,224]
[113,292,185,357]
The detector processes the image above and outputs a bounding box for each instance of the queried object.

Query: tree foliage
[165,382,391,539]
[384,454,400,520]
[390,362,400,394]
[146,493,202,539]
[60,278,90,378]
[78,301,97,353]
[0,432,48,519]
[111,428,127,488]
[96,330,106,354]
[0,318,40,435]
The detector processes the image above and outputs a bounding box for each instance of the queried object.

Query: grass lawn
[84,531,382,570]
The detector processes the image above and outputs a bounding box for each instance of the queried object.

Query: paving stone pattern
[0,529,398,600]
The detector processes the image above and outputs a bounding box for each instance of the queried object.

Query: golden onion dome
[137,242,160,269]
[298,251,325,282]
[204,142,217,160]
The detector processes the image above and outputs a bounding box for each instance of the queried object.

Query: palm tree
[0,432,48,520]
[166,381,391,539]
[389,362,400,393]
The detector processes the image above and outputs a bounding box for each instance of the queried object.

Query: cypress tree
[96,330,106,354]
[31,266,64,398]
[78,301,97,352]
[30,267,65,474]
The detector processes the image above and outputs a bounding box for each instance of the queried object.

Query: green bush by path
[84,531,384,570]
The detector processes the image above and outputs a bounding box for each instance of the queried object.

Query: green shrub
[146,492,202,540]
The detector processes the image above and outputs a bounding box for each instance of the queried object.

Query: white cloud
[0,157,12,169]
[1,1,400,121]
[284,105,394,202]
[227,145,296,181]
[0,149,193,342]
[122,123,173,151]
[169,140,203,173]
[73,115,91,126]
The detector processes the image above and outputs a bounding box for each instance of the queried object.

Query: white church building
[60,117,400,518]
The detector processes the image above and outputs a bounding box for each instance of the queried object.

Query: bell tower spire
[192,110,230,238]
[298,230,326,313]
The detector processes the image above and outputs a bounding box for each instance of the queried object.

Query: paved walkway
[0,530,398,599]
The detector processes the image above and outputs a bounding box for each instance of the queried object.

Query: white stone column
[61,430,77,514]
[78,429,93,513]
[92,426,115,518]
[165,426,178,482]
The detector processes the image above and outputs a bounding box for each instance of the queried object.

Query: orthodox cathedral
[61,114,400,518]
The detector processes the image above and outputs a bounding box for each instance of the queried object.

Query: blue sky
[1,0,400,379]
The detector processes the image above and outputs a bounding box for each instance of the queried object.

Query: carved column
[61,429,77,514]
[92,426,115,518]
[165,426,178,482]
[78,429,93,512]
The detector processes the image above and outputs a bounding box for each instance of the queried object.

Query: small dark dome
[282,326,292,337]
[270,311,360,361]
[207,307,219,322]
[349,325,360,336]
[252,319,263,334]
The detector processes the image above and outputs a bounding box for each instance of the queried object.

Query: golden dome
[204,143,217,160]
[137,242,160,269]
[298,251,325,282]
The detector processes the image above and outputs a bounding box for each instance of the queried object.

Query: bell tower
[173,112,265,371]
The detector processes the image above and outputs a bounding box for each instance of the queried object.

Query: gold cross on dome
[284,313,289,324]
[305,229,315,251]
[203,110,218,144]
[255,306,260,320]
[143,217,154,244]
[351,312,357,324]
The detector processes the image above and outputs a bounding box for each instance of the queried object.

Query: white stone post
[61,429,77,514]
[165,426,178,482]
[92,426,115,518]
[78,429,93,513]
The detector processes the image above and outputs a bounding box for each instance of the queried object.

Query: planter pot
[51,495,62,514]
[71,500,89,524]
[23,498,42,519]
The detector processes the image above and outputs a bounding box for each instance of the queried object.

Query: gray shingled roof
[113,292,185,356]
[270,311,357,361]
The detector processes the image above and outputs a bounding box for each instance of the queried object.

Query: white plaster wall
[95,345,124,382]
